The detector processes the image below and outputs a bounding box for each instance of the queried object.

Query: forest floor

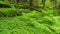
[0,1,60,34]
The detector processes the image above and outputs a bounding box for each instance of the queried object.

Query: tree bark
[42,0,46,8]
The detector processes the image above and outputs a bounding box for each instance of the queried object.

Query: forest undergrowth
[0,0,60,34]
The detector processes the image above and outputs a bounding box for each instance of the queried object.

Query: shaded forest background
[0,0,60,15]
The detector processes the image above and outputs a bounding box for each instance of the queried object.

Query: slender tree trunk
[50,0,57,8]
[58,4,60,15]
[42,0,46,8]
[29,0,33,6]
[51,0,57,16]
[54,0,57,8]
[29,0,33,10]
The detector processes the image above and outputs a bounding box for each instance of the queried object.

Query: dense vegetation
[0,0,60,34]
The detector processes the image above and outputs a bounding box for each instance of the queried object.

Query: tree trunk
[42,0,46,8]
[29,0,33,10]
